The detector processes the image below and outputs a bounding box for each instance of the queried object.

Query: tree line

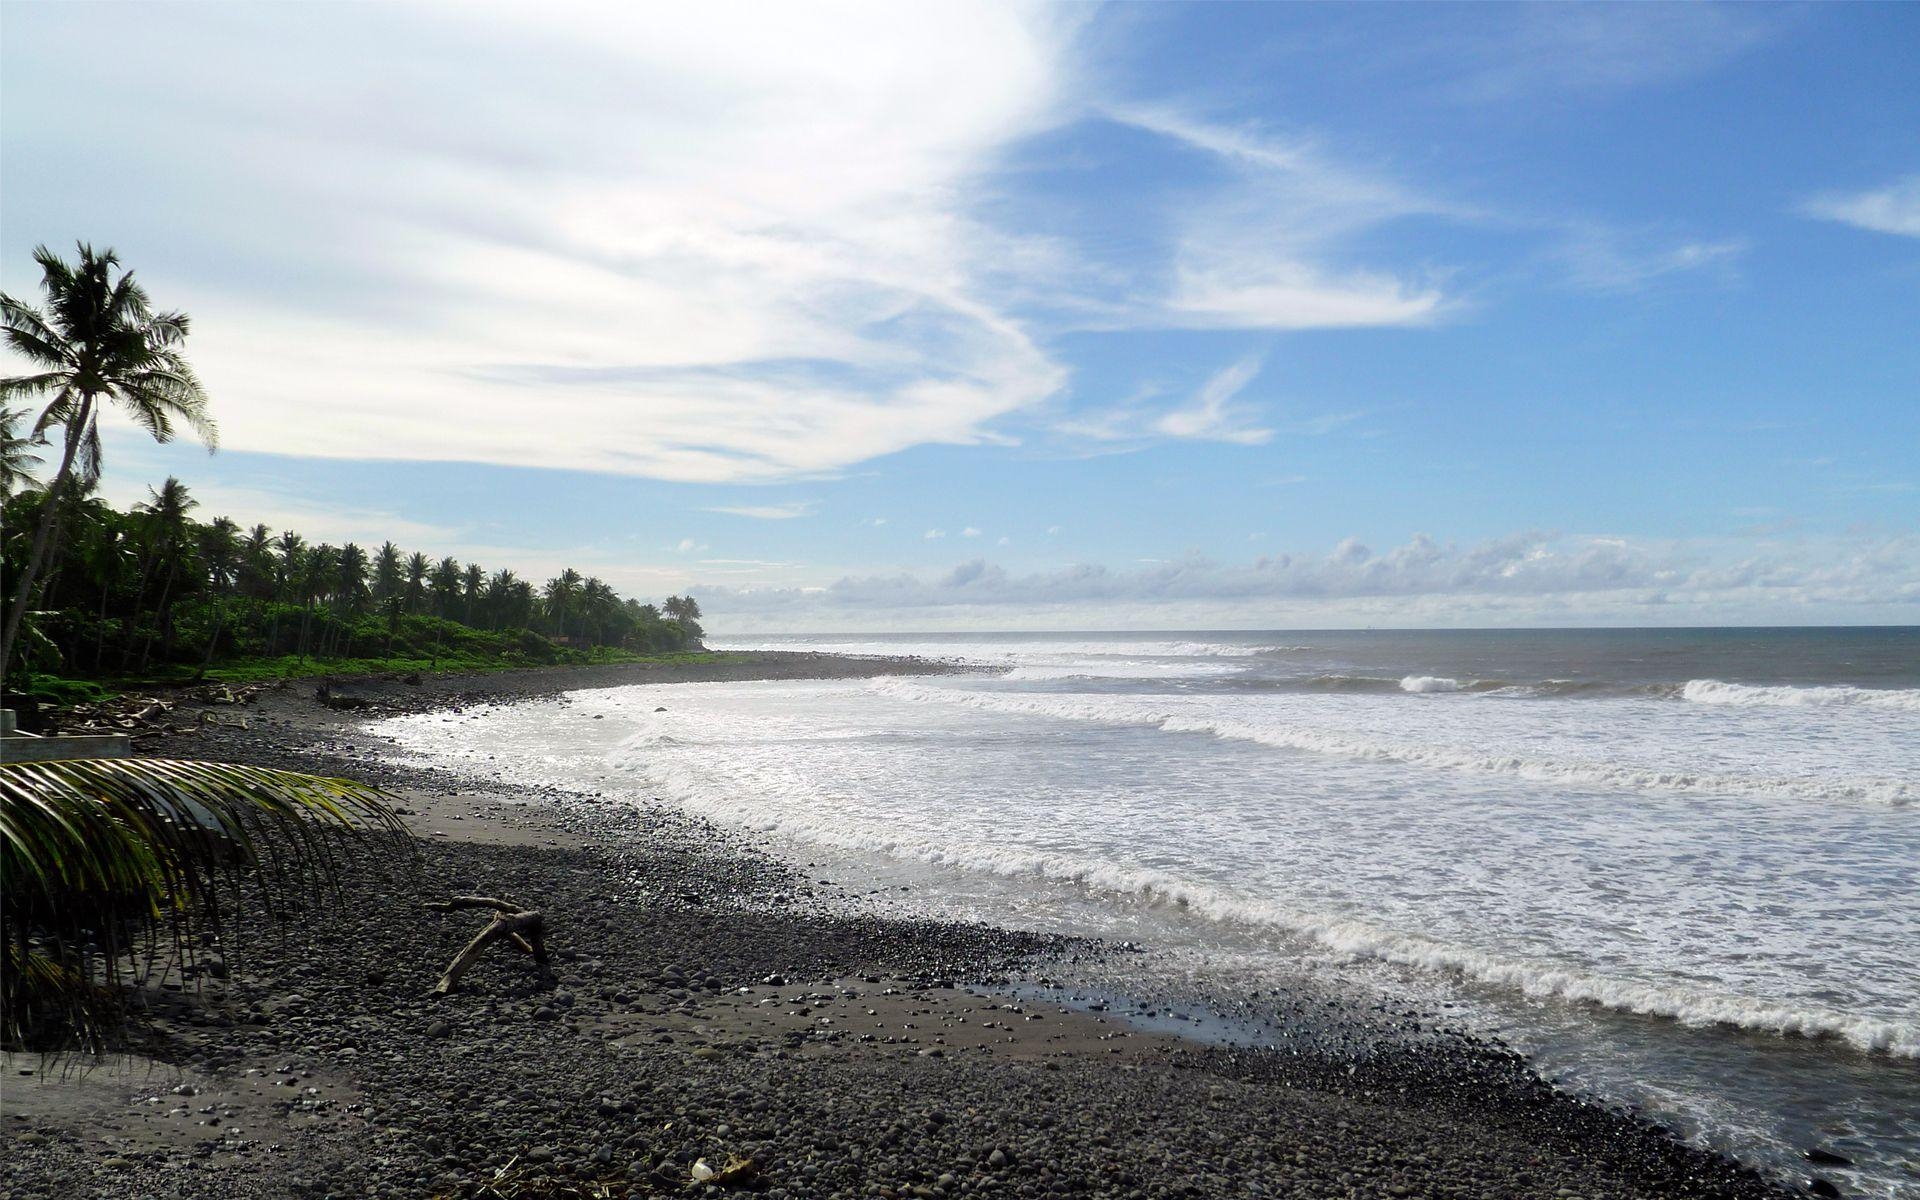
[1,243,701,684]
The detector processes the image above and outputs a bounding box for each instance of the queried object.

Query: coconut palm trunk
[0,392,93,673]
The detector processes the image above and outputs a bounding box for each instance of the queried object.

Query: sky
[3,1,1917,631]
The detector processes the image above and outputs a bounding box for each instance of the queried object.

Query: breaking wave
[1681,679,1920,713]
[870,679,1915,806]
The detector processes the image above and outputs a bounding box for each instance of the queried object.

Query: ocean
[375,627,1920,1196]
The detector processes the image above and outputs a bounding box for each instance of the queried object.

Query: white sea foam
[707,636,1295,662]
[1682,679,1920,713]
[1400,675,1464,693]
[870,679,1916,805]
[601,727,1920,1058]
[1000,660,1246,682]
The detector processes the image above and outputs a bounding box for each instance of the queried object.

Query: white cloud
[1803,175,1920,238]
[705,501,818,520]
[4,1,1078,483]
[861,517,889,527]
[924,529,947,539]
[997,536,1011,547]
[962,526,982,538]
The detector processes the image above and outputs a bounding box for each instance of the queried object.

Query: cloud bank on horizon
[3,0,1916,628]
[696,529,1920,632]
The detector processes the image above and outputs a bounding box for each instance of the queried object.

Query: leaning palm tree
[0,757,406,1050]
[0,244,216,674]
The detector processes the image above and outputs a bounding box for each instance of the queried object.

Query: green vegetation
[1,243,707,700]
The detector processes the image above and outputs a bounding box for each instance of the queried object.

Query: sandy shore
[2,653,1798,1199]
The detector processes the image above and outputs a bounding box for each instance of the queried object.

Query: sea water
[375,627,1920,1195]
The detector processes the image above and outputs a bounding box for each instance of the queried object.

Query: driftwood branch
[426,895,526,914]
[426,896,553,996]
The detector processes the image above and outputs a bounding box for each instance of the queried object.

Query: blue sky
[3,1,1916,630]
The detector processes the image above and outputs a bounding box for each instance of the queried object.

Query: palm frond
[1,758,409,1049]
[0,371,73,398]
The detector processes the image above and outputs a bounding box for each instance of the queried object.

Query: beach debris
[315,682,377,711]
[450,1154,631,1198]
[688,1155,757,1188]
[49,681,280,738]
[425,895,555,996]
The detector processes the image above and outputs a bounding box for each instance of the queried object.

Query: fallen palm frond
[0,756,408,1049]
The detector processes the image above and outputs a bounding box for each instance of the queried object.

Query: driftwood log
[425,895,553,995]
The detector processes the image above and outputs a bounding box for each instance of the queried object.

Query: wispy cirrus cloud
[1435,3,1786,104]
[1803,175,1920,239]
[1548,225,1747,292]
[1053,356,1275,450]
[1097,106,1453,332]
[1151,357,1273,445]
[704,500,818,520]
[4,1,1081,484]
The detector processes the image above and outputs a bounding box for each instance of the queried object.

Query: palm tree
[580,577,615,645]
[239,523,274,600]
[270,531,307,656]
[129,477,197,671]
[508,579,536,630]
[0,244,216,674]
[543,568,582,640]
[427,557,462,667]
[460,562,485,626]
[194,516,241,675]
[430,556,461,618]
[272,531,305,600]
[0,405,45,499]
[79,518,131,672]
[1,756,404,1050]
[372,541,404,648]
[403,551,430,615]
[296,544,336,660]
[485,568,518,630]
[331,543,370,657]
